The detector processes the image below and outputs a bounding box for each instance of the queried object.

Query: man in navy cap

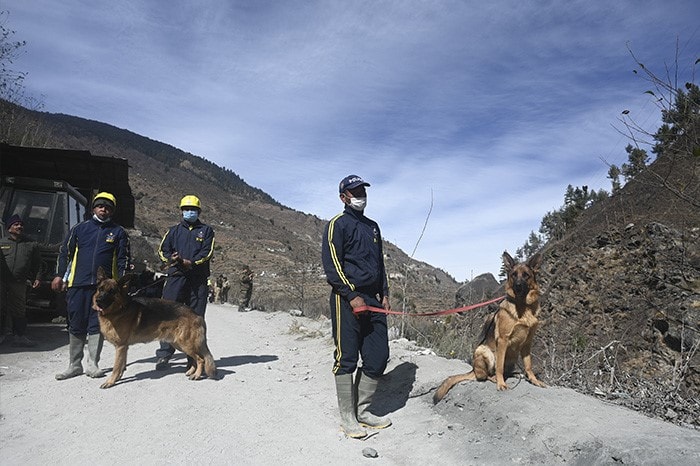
[321,174,392,439]
[0,214,41,346]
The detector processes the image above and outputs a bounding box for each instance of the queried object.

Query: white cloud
[5,0,698,281]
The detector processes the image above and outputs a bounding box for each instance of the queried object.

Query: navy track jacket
[56,217,131,287]
[158,219,215,278]
[322,206,389,301]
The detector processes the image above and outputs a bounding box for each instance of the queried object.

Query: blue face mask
[182,210,199,223]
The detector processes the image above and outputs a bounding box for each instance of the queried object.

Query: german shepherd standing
[433,252,546,403]
[92,267,217,389]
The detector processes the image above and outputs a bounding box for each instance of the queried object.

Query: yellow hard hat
[93,192,116,208]
[179,195,201,209]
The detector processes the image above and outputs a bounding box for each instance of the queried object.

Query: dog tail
[203,347,217,379]
[433,372,476,404]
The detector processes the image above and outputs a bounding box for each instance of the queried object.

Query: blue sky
[3,1,698,281]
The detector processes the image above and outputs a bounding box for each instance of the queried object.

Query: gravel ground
[1,304,699,465]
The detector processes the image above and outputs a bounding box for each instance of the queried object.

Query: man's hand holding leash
[381,296,390,311]
[170,252,192,271]
[349,296,366,316]
[349,295,390,317]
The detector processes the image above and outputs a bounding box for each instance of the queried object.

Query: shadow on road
[374,361,417,415]
[102,353,280,387]
[0,316,68,354]
[215,354,278,367]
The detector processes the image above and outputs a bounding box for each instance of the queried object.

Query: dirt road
[2,304,699,465]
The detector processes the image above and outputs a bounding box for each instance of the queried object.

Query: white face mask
[349,197,367,211]
[182,210,199,223]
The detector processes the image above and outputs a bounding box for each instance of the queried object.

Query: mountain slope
[0,100,459,317]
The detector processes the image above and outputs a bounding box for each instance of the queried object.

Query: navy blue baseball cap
[339,175,370,193]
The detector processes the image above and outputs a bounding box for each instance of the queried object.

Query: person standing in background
[237,265,254,311]
[214,274,223,304]
[207,277,215,303]
[221,275,230,304]
[0,215,42,347]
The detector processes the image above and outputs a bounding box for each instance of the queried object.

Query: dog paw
[100,381,114,389]
[526,374,546,388]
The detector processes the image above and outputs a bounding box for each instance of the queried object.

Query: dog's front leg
[100,345,128,389]
[521,346,546,388]
[186,354,205,380]
[525,290,539,306]
[495,337,509,390]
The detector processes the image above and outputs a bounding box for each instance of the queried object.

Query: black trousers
[330,290,389,378]
[66,286,101,336]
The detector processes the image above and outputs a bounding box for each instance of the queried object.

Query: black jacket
[55,217,130,287]
[321,206,389,301]
[158,219,215,278]
[0,235,41,282]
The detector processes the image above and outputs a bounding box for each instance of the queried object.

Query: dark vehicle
[0,143,135,312]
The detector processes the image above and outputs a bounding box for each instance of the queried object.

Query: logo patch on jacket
[105,232,116,243]
[196,231,205,242]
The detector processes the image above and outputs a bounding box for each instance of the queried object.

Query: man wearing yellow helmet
[53,191,131,380]
[155,194,215,370]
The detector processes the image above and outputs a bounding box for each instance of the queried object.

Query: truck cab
[0,176,88,310]
[0,143,135,312]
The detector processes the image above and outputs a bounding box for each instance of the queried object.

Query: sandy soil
[1,304,699,465]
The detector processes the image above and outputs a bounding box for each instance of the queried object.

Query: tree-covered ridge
[514,57,699,264]
[47,113,282,206]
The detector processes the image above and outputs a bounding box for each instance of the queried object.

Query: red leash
[352,295,505,316]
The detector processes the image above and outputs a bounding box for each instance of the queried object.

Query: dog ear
[527,252,543,273]
[96,267,106,282]
[502,251,516,272]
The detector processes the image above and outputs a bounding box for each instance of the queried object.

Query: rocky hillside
[537,151,700,428]
[446,151,700,428]
[0,100,459,317]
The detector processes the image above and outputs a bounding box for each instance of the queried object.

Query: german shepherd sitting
[433,252,546,402]
[92,267,217,389]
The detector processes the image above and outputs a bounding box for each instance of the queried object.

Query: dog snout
[95,293,113,309]
[512,276,529,295]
